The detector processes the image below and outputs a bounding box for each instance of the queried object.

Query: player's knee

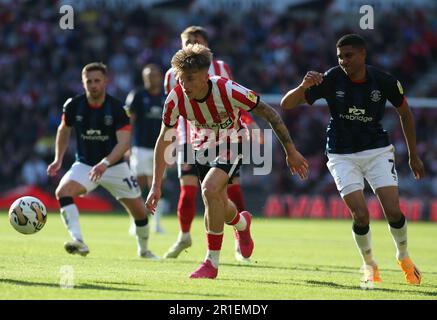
[347,203,370,226]
[55,185,70,199]
[201,181,221,202]
[351,212,370,227]
[385,208,403,223]
[122,198,147,219]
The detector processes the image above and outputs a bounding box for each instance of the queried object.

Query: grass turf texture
[0,212,436,300]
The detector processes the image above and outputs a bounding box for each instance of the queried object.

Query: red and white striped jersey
[164,59,233,145]
[162,76,259,150]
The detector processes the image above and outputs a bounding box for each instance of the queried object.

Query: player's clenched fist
[300,71,323,89]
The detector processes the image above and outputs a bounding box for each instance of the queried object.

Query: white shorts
[130,146,154,177]
[326,145,398,198]
[60,161,141,200]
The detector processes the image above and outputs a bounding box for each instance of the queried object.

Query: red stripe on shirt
[222,62,233,80]
[118,124,131,132]
[213,60,220,76]
[163,100,176,126]
[240,110,253,125]
[190,99,206,124]
[232,89,257,109]
[216,78,235,120]
[175,86,187,119]
[400,95,407,107]
[351,78,366,84]
[88,103,102,109]
[206,90,221,123]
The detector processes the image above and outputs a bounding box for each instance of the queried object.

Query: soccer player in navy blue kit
[125,64,166,234]
[281,34,425,285]
[47,62,158,259]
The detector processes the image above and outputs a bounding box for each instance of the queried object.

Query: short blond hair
[171,43,212,77]
[181,26,208,43]
[82,62,107,76]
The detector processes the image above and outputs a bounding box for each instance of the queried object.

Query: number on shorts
[123,176,139,189]
[388,159,395,175]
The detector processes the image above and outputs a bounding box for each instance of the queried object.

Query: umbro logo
[336,91,345,98]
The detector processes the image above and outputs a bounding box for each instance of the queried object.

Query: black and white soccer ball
[8,196,47,234]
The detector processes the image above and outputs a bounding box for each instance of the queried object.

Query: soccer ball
[8,196,47,234]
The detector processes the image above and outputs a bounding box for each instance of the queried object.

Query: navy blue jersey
[125,88,165,148]
[63,94,129,166]
[305,65,405,154]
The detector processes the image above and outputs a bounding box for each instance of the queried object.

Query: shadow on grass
[93,281,231,298]
[0,278,140,292]
[0,278,232,298]
[218,277,437,298]
[299,279,437,297]
[218,262,437,278]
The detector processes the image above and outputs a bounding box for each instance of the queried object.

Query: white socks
[136,223,150,255]
[60,204,83,242]
[389,220,409,260]
[352,228,377,267]
[178,231,191,243]
[233,213,247,231]
[205,250,220,268]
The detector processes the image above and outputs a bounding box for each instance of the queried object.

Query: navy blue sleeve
[125,90,140,115]
[383,74,405,108]
[62,97,75,127]
[114,100,130,130]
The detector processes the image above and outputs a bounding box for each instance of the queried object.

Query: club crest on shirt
[247,90,257,103]
[104,115,113,126]
[218,112,229,121]
[75,115,83,122]
[370,90,381,102]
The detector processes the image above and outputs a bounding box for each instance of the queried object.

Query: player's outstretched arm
[395,100,425,180]
[146,124,174,213]
[47,122,71,177]
[89,130,131,182]
[281,71,323,109]
[252,100,309,180]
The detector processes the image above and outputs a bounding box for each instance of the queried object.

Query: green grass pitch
[1,212,436,300]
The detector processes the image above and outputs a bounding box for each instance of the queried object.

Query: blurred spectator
[21,154,48,187]
[1,0,437,200]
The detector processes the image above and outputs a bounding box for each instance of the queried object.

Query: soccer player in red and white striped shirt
[163,26,259,260]
[146,44,309,279]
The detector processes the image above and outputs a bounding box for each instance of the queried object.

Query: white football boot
[64,240,90,257]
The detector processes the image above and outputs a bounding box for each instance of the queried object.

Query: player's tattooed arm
[252,100,294,152]
[252,100,309,179]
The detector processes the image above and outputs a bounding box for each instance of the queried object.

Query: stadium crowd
[1,0,437,199]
